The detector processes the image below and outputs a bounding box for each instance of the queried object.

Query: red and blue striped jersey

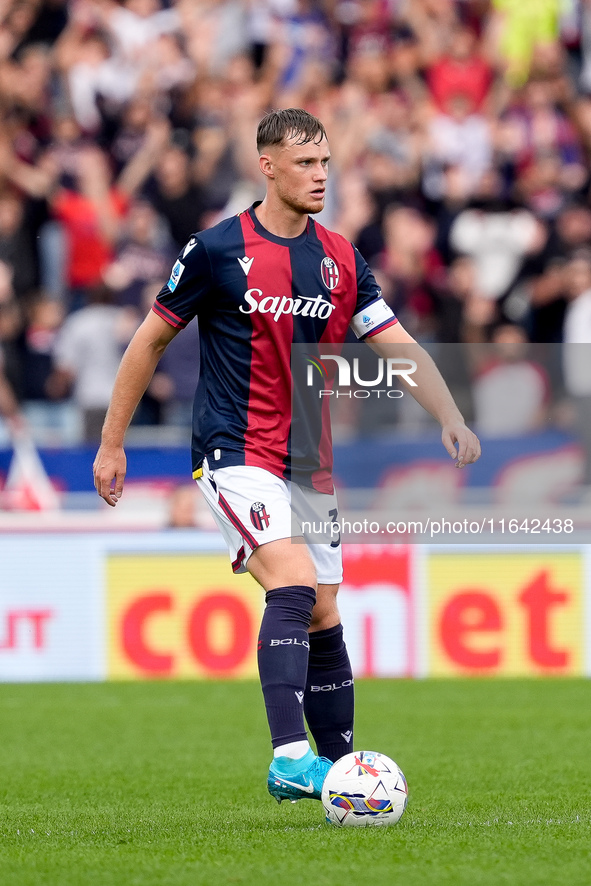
[153,204,398,492]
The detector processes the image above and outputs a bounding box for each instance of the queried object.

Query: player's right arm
[95,235,211,505]
[93,311,180,506]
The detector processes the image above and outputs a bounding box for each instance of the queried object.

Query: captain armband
[350,298,397,340]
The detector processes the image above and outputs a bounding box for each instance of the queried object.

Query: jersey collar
[246,202,311,246]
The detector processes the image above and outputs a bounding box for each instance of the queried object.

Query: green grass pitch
[0,679,590,886]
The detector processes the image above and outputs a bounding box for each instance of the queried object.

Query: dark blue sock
[304,624,354,762]
[257,585,316,749]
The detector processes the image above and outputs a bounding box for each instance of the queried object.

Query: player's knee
[284,561,317,591]
[310,584,340,631]
[310,608,340,631]
[246,539,317,591]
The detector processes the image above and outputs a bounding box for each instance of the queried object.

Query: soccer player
[93,108,481,804]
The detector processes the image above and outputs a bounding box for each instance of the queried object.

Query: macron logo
[183,237,197,258]
[237,256,254,276]
[295,691,304,704]
[341,730,353,743]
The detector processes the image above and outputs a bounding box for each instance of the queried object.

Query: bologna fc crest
[321,257,339,291]
[250,501,270,530]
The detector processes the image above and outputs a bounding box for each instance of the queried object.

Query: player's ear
[259,153,274,179]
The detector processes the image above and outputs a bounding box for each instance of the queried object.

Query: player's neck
[254,199,308,239]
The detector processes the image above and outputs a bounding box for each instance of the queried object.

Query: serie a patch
[167,259,185,291]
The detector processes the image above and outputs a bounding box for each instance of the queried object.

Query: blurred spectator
[16,294,78,441]
[361,91,421,209]
[424,92,493,199]
[576,0,591,93]
[563,249,591,343]
[244,0,294,74]
[146,143,208,249]
[55,0,181,133]
[0,330,21,436]
[3,120,169,309]
[132,281,199,429]
[431,163,471,264]
[18,294,64,403]
[426,23,493,114]
[490,0,561,86]
[342,0,399,63]
[181,0,249,76]
[562,249,591,486]
[0,260,23,399]
[189,59,258,209]
[56,28,133,135]
[520,202,591,341]
[403,0,459,70]
[166,481,218,530]
[273,0,336,99]
[17,0,68,50]
[450,172,541,301]
[501,79,586,216]
[433,256,497,343]
[105,0,181,63]
[109,96,161,175]
[50,284,139,442]
[0,255,26,442]
[49,146,130,309]
[153,315,200,429]
[472,323,550,437]
[103,199,175,309]
[0,192,37,298]
[0,352,19,416]
[375,204,444,337]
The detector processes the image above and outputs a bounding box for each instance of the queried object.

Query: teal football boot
[268,748,333,803]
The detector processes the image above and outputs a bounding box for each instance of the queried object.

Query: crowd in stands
[0,0,590,447]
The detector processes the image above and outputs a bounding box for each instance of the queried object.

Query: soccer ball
[321,751,408,827]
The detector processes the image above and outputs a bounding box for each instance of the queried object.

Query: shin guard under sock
[257,585,316,748]
[304,624,354,762]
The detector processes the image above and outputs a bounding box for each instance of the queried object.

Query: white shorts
[195,458,343,584]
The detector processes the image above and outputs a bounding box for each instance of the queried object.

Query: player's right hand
[93,444,127,507]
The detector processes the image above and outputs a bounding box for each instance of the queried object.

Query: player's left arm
[350,245,480,466]
[368,322,481,468]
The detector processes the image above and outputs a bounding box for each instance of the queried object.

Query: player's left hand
[441,421,481,468]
